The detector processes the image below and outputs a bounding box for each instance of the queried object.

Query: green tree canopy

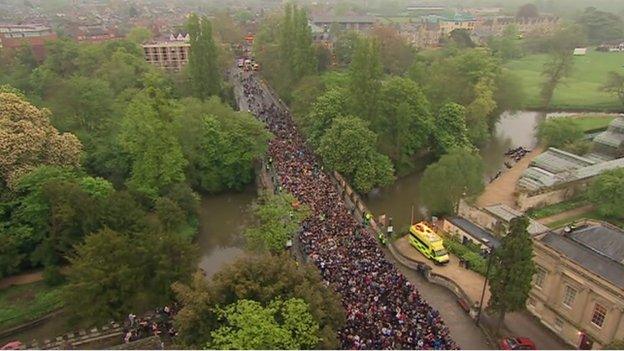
[64,228,197,323]
[187,14,221,99]
[245,192,310,253]
[488,216,536,331]
[348,37,382,123]
[434,103,473,153]
[173,254,345,349]
[588,168,624,219]
[318,116,394,193]
[419,149,484,215]
[576,7,624,44]
[210,298,320,350]
[537,118,586,153]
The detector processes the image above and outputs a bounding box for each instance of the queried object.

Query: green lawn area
[0,282,64,331]
[566,114,617,132]
[505,49,624,111]
[527,195,590,219]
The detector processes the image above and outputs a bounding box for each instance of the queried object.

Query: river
[366,110,543,230]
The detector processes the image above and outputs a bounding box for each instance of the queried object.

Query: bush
[42,265,66,286]
[443,236,488,276]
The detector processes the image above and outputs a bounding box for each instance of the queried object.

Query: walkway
[393,238,571,350]
[538,205,594,226]
[476,147,543,208]
[0,271,43,290]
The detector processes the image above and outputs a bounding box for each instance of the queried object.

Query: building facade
[528,221,624,349]
[141,33,190,72]
[0,24,57,61]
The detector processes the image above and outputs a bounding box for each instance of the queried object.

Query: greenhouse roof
[529,147,595,174]
[593,130,624,148]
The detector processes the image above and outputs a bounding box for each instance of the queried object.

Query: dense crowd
[122,305,178,345]
[240,72,458,350]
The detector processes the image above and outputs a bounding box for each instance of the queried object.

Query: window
[562,286,577,308]
[591,303,607,328]
[534,268,546,288]
[554,316,564,331]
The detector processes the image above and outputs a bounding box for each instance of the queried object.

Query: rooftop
[484,204,550,235]
[447,216,501,248]
[541,225,624,289]
[311,15,377,24]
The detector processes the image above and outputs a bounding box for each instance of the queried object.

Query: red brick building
[0,24,57,61]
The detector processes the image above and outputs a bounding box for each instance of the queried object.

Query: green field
[0,282,64,331]
[505,49,624,111]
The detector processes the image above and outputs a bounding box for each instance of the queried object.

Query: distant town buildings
[529,220,624,349]
[141,33,190,72]
[68,24,118,43]
[310,14,377,32]
[0,23,57,61]
[517,117,624,210]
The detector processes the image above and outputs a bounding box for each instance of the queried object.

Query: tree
[377,77,432,173]
[419,149,484,215]
[64,228,197,323]
[120,89,187,198]
[348,37,382,123]
[187,14,221,99]
[488,216,536,332]
[537,118,585,151]
[126,26,152,44]
[210,298,320,350]
[245,192,310,253]
[318,116,394,193]
[433,103,473,153]
[465,78,497,145]
[333,31,360,66]
[488,25,522,61]
[447,29,475,48]
[576,7,624,44]
[588,169,624,219]
[0,92,82,187]
[516,3,539,18]
[370,25,415,75]
[174,97,270,193]
[173,254,345,349]
[601,71,624,108]
[301,88,348,149]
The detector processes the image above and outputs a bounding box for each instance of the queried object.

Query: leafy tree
[173,254,345,349]
[120,89,187,198]
[290,75,325,121]
[64,228,197,323]
[434,103,473,153]
[465,78,497,145]
[348,37,382,123]
[0,225,24,278]
[447,29,475,48]
[588,169,624,219]
[377,77,432,173]
[245,192,310,253]
[0,92,82,187]
[314,44,332,72]
[576,7,624,44]
[174,97,270,193]
[318,116,394,193]
[155,196,186,233]
[516,3,539,18]
[488,25,523,61]
[333,31,360,66]
[126,26,152,44]
[601,71,624,108]
[370,25,414,75]
[187,14,221,99]
[419,149,484,215]
[301,88,348,149]
[210,298,319,350]
[537,118,585,152]
[488,216,536,332]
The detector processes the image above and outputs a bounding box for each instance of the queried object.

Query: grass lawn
[505,49,624,111]
[527,195,590,219]
[0,282,64,331]
[565,115,617,132]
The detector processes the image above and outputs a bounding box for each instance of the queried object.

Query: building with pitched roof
[516,117,624,210]
[528,220,624,349]
[0,23,57,61]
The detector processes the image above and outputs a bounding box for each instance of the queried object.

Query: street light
[475,246,495,327]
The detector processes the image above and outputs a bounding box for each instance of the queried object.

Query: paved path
[476,147,544,208]
[0,271,43,290]
[538,205,594,226]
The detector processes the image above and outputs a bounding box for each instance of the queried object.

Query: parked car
[500,337,537,350]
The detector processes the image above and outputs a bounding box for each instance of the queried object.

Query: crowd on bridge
[240,72,458,350]
[122,305,178,345]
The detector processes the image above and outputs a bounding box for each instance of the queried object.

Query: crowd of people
[122,305,178,345]
[240,72,458,350]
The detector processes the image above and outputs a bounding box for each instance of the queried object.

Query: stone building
[310,15,377,32]
[141,33,190,72]
[528,221,624,349]
[516,117,624,210]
